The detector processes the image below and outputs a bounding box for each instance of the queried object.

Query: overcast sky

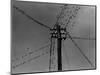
[11,0,96,74]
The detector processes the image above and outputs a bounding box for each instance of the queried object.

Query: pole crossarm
[50,26,66,40]
[13,5,51,29]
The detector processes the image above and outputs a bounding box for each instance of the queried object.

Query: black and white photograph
[11,0,96,74]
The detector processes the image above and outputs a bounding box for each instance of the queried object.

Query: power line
[56,4,68,23]
[65,6,80,28]
[13,5,51,29]
[54,4,68,28]
[66,36,95,40]
[66,31,94,67]
[56,5,95,41]
[12,50,49,69]
[12,42,50,63]
[56,5,80,28]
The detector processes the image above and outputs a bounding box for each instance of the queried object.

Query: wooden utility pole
[57,25,62,71]
[50,24,66,71]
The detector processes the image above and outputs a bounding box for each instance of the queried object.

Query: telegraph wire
[66,36,95,40]
[65,7,80,28]
[12,42,50,63]
[56,5,80,27]
[66,31,94,67]
[62,5,95,41]
[12,49,49,69]
[56,4,68,23]
[54,4,68,28]
[13,5,51,29]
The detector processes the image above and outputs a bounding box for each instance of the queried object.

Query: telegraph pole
[50,24,66,71]
[57,25,62,71]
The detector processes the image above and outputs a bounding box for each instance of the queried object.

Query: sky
[11,0,96,74]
